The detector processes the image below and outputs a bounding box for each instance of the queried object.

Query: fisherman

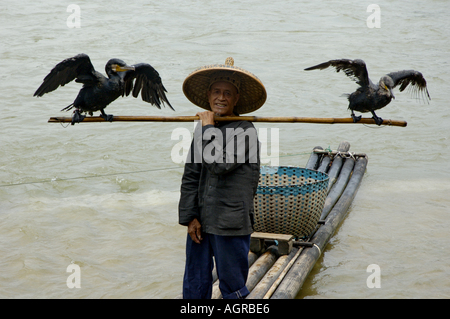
[179,57,267,299]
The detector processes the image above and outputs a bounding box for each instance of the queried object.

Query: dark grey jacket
[178,120,260,236]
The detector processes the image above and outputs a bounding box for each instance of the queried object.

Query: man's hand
[196,111,215,127]
[187,218,203,244]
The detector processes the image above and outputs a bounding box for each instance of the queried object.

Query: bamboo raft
[176,141,368,299]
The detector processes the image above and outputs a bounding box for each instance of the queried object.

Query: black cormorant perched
[34,53,174,124]
[304,59,430,125]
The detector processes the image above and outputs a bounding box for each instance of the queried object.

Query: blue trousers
[182,233,251,299]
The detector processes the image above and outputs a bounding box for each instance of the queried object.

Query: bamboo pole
[246,247,301,299]
[305,142,350,238]
[317,154,331,173]
[325,142,351,192]
[261,247,304,299]
[245,246,279,293]
[47,115,407,127]
[320,157,355,220]
[305,146,323,170]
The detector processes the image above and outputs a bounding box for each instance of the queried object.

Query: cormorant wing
[304,59,370,87]
[386,70,430,102]
[34,54,98,97]
[123,63,174,110]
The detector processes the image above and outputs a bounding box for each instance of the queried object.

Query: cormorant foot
[100,113,114,122]
[71,110,86,125]
[351,114,362,123]
[372,116,383,126]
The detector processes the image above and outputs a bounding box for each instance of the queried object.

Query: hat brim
[182,63,267,114]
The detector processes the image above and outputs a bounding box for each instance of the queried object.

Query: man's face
[207,81,240,117]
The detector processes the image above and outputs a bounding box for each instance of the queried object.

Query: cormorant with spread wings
[34,53,174,125]
[304,59,430,125]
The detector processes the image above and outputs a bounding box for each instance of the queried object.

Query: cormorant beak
[112,64,135,72]
[390,88,395,99]
[384,84,395,99]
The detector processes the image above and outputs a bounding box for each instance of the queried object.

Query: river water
[1,0,449,299]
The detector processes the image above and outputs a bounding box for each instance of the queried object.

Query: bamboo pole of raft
[317,153,331,173]
[305,146,323,170]
[325,142,351,192]
[246,246,279,293]
[320,156,355,220]
[47,115,408,127]
[304,142,350,238]
[270,156,368,299]
[246,247,302,299]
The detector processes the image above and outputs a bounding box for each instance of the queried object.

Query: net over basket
[253,166,329,238]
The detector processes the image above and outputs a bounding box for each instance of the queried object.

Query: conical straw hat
[182,57,267,114]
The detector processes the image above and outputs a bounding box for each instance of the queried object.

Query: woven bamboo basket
[253,166,329,238]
